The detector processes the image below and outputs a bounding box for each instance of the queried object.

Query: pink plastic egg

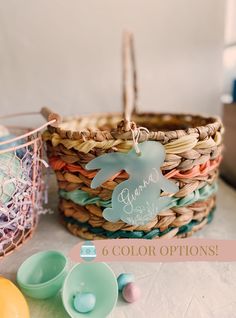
[122,282,141,303]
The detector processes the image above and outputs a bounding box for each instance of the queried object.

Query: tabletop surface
[0,177,236,318]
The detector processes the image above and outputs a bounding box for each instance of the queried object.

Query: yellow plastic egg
[0,276,30,318]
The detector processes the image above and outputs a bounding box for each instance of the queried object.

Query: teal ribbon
[59,182,217,210]
[165,182,217,209]
[59,189,110,207]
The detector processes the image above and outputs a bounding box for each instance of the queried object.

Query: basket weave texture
[44,112,223,239]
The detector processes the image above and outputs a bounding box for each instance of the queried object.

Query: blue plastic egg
[73,292,96,313]
[117,273,135,292]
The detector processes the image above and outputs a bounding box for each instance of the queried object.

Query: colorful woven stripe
[49,155,221,180]
[43,130,222,155]
[59,182,217,210]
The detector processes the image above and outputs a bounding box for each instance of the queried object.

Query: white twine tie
[131,126,149,155]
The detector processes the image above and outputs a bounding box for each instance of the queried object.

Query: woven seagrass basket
[43,32,224,239]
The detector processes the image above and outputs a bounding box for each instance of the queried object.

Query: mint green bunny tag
[86,141,179,226]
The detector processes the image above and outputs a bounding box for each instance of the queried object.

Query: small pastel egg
[117,273,135,292]
[0,277,30,318]
[122,282,141,303]
[73,292,96,313]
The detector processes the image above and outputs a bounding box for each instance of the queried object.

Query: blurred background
[1,0,234,117]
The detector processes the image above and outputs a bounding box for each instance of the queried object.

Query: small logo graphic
[80,241,97,262]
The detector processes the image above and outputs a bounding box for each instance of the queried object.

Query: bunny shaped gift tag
[86,141,178,226]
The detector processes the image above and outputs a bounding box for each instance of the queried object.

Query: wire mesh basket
[0,112,54,258]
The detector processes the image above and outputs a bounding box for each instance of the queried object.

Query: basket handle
[122,31,139,131]
[40,107,61,127]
